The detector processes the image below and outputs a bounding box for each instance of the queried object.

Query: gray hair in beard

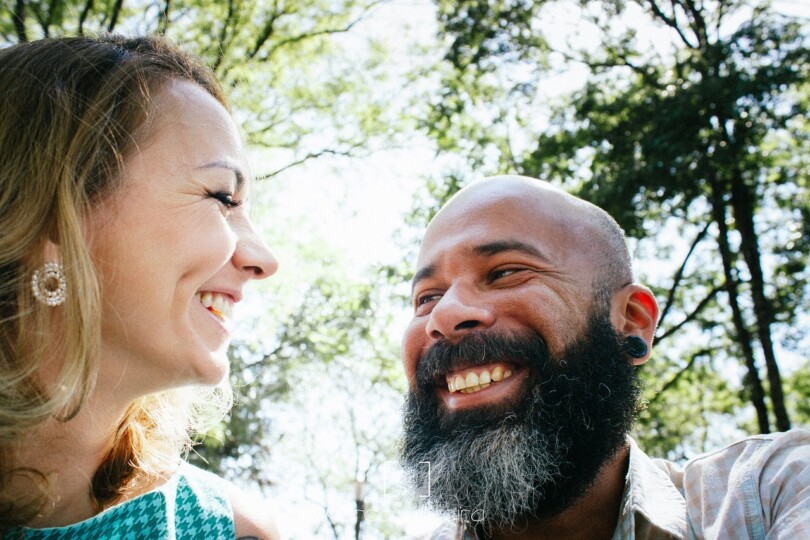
[405,400,569,527]
[401,312,640,534]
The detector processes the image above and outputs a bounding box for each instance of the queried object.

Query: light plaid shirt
[428,429,810,539]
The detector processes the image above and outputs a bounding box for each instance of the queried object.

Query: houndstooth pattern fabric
[428,430,810,539]
[7,462,234,539]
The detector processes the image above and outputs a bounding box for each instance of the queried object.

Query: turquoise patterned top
[6,462,235,539]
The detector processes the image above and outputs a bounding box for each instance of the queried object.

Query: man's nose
[425,285,494,341]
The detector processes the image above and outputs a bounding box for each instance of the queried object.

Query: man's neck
[483,445,630,540]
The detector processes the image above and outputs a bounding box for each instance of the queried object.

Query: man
[401,176,809,539]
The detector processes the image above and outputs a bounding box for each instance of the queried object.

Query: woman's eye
[208,191,243,209]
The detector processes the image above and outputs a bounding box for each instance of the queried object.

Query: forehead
[416,183,595,270]
[129,80,249,183]
[147,80,238,148]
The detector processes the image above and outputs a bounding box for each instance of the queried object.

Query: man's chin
[435,385,533,434]
[435,400,520,434]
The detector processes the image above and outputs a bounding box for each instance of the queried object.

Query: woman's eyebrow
[196,160,246,189]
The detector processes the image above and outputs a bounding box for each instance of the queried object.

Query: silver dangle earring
[31,262,67,306]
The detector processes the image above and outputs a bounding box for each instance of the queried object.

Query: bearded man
[401,176,810,539]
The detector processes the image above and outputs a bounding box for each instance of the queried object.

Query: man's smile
[434,361,530,411]
[444,362,517,393]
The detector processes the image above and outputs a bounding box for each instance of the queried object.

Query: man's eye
[490,268,521,280]
[208,191,243,209]
[416,293,441,307]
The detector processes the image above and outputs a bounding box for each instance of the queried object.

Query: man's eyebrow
[196,160,246,189]
[411,264,435,294]
[410,240,550,294]
[474,240,551,263]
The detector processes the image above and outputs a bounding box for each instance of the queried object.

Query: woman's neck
[14,386,127,527]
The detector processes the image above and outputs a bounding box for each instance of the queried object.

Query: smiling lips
[445,363,516,394]
[197,291,233,321]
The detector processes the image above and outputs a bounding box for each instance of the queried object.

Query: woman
[0,35,279,538]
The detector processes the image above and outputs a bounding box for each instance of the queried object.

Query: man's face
[402,182,600,414]
[401,181,639,531]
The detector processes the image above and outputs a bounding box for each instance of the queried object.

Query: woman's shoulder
[221,481,281,540]
[179,462,280,540]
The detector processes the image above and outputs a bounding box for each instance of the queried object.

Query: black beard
[401,312,641,535]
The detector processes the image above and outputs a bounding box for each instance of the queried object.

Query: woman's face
[86,80,277,396]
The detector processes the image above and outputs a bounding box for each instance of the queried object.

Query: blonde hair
[0,35,232,527]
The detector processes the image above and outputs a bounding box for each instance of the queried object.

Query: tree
[419,0,809,451]
[1,0,399,178]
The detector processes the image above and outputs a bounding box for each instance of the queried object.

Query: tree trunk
[14,0,28,42]
[354,496,364,540]
[107,0,123,32]
[709,180,771,433]
[78,0,94,34]
[727,163,791,431]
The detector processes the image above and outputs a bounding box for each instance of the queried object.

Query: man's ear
[610,284,659,365]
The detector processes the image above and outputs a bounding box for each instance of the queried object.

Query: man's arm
[683,429,810,537]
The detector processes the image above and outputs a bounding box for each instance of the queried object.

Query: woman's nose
[233,215,278,279]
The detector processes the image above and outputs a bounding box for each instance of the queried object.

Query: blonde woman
[0,35,279,538]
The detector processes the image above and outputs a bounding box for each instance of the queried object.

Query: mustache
[415,330,550,388]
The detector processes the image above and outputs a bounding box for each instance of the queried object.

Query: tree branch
[212,0,237,72]
[13,0,28,42]
[648,347,713,405]
[248,0,287,60]
[307,466,341,539]
[655,283,723,344]
[657,221,711,328]
[263,15,365,59]
[581,55,667,90]
[715,0,731,40]
[643,0,697,48]
[107,0,123,32]
[42,0,61,37]
[681,0,708,48]
[78,0,94,35]
[157,0,170,34]
[257,149,358,180]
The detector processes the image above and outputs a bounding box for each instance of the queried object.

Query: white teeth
[197,292,233,320]
[447,366,515,393]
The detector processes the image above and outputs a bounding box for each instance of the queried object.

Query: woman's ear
[610,284,659,365]
[24,238,61,268]
[43,239,61,262]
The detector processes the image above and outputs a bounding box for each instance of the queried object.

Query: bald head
[421,175,633,304]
